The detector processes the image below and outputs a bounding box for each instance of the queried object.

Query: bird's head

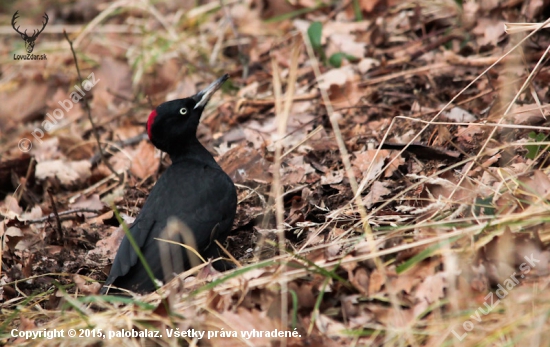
[146,74,229,154]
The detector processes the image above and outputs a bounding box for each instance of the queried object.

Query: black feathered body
[103,151,237,293]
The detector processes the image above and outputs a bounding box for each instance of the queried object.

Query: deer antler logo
[12,11,49,54]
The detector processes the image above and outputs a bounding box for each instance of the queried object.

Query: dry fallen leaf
[413,272,447,317]
[130,140,160,180]
[442,106,477,122]
[353,150,389,181]
[512,103,549,125]
[218,144,272,184]
[73,274,102,295]
[2,195,23,218]
[321,169,344,185]
[317,65,355,90]
[358,0,382,13]
[472,18,506,46]
[363,180,392,208]
[89,225,125,260]
[35,160,91,186]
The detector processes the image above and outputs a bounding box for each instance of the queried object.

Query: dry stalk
[270,37,301,345]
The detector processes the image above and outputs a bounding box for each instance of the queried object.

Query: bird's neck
[168,139,218,167]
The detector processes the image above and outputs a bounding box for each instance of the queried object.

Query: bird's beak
[193,74,229,110]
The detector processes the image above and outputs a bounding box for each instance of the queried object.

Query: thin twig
[63,30,122,180]
[24,208,103,224]
[14,157,35,203]
[46,188,63,242]
[235,91,318,109]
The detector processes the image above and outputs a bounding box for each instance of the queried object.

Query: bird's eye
[180,108,188,115]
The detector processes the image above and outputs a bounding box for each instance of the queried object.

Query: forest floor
[1,0,550,346]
